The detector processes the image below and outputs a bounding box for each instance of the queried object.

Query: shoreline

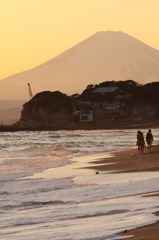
[0,124,159,132]
[86,145,159,173]
[86,145,159,240]
[120,221,159,240]
[28,145,159,239]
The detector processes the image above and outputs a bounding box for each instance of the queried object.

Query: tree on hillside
[86,84,95,89]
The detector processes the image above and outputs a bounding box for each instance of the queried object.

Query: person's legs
[147,140,152,151]
[138,145,143,153]
[141,145,144,153]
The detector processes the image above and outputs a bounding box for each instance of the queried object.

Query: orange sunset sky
[1,0,159,81]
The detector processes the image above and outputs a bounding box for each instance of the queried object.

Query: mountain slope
[1,31,159,100]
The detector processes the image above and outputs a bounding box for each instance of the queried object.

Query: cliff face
[17,81,159,130]
[19,91,74,129]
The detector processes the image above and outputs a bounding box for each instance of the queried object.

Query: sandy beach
[87,145,159,240]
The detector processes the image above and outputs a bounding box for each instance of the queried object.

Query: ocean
[0,129,159,240]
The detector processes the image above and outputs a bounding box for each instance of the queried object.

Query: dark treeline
[79,80,159,105]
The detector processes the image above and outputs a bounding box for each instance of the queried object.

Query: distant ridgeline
[17,80,159,130]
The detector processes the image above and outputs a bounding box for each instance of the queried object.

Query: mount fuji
[1,31,159,100]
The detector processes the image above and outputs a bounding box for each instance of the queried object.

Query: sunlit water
[0,129,159,240]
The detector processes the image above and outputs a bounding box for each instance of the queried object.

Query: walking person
[146,129,153,150]
[137,130,145,153]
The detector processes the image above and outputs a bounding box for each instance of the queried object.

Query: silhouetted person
[137,130,145,153]
[146,129,153,150]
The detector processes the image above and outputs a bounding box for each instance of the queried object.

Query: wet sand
[88,145,159,173]
[120,221,159,240]
[87,145,159,240]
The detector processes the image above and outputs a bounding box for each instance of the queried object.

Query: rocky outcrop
[18,91,75,129]
[16,81,159,130]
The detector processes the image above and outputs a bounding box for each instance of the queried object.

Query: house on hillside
[114,94,133,104]
[102,102,122,113]
[73,110,93,122]
[93,87,122,95]
[73,88,133,125]
[73,101,93,122]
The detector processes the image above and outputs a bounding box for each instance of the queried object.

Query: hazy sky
[1,0,159,80]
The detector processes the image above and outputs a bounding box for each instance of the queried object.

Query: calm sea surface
[0,129,159,240]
